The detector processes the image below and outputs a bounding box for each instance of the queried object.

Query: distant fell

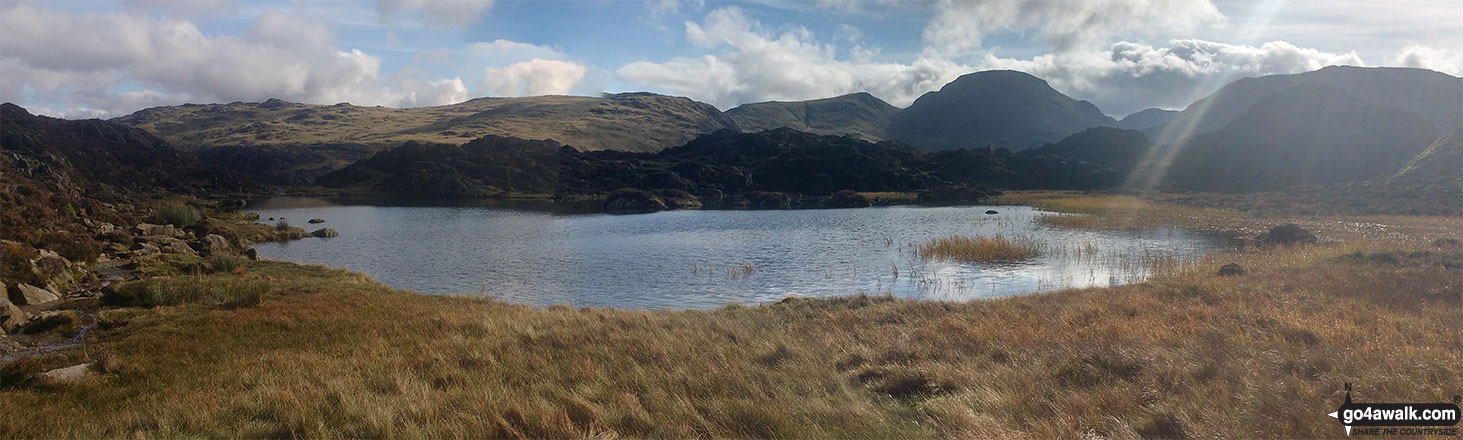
[114,92,740,153]
[1148,66,1461,144]
[1159,82,1442,193]
[887,70,1116,151]
[1115,108,1177,130]
[725,92,899,141]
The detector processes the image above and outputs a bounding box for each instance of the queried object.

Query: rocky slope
[887,70,1117,151]
[0,103,264,327]
[725,92,899,141]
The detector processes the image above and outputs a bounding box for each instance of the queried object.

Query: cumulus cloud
[978,39,1367,115]
[923,0,1223,56]
[0,3,469,117]
[618,7,971,108]
[377,0,494,29]
[483,59,588,97]
[1387,45,1462,76]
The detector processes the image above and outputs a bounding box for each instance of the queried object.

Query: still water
[248,198,1223,310]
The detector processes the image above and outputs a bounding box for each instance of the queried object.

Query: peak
[1,102,32,116]
[953,70,1044,83]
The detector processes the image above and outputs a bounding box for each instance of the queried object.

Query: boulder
[198,234,232,255]
[10,283,61,306]
[308,218,325,224]
[1,295,27,332]
[311,228,339,238]
[244,248,259,260]
[132,223,180,237]
[84,219,117,235]
[1257,224,1318,245]
[41,363,95,383]
[605,188,668,213]
[1217,263,1245,276]
[128,242,160,256]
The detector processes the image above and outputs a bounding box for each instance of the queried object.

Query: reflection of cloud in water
[249,201,1225,310]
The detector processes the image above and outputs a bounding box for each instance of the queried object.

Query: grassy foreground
[3,193,1461,438]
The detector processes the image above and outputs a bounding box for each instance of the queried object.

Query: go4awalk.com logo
[1328,383,1461,436]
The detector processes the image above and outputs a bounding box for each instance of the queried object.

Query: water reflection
[249,198,1224,310]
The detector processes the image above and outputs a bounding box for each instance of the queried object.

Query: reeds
[917,235,1042,263]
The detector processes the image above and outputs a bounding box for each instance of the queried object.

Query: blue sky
[1,0,1459,119]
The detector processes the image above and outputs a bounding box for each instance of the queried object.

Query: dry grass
[2,194,1460,438]
[857,192,919,202]
[917,235,1043,263]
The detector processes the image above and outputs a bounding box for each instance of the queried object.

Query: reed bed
[917,235,1042,263]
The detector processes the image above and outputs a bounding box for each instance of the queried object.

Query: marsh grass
[917,235,1042,263]
[110,274,268,309]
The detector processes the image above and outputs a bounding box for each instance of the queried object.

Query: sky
[1,0,1459,120]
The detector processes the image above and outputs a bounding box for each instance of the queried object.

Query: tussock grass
[152,203,202,227]
[107,274,267,309]
[918,235,1042,263]
[207,254,246,274]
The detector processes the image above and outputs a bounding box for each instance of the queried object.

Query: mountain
[1159,82,1442,193]
[886,70,1117,151]
[725,92,899,140]
[1147,66,1461,144]
[1115,108,1177,130]
[113,93,741,184]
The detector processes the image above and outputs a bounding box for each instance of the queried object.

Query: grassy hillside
[112,93,741,184]
[2,193,1458,438]
[726,92,899,141]
[115,94,738,153]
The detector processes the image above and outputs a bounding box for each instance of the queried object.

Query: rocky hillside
[316,127,1151,210]
[1147,66,1461,144]
[887,70,1117,151]
[1,103,262,318]
[725,92,899,141]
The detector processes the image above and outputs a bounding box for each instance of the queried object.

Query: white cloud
[483,59,588,97]
[1387,45,1462,76]
[648,0,704,18]
[617,7,971,108]
[923,0,1224,56]
[978,39,1367,115]
[0,3,469,117]
[377,0,495,29]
